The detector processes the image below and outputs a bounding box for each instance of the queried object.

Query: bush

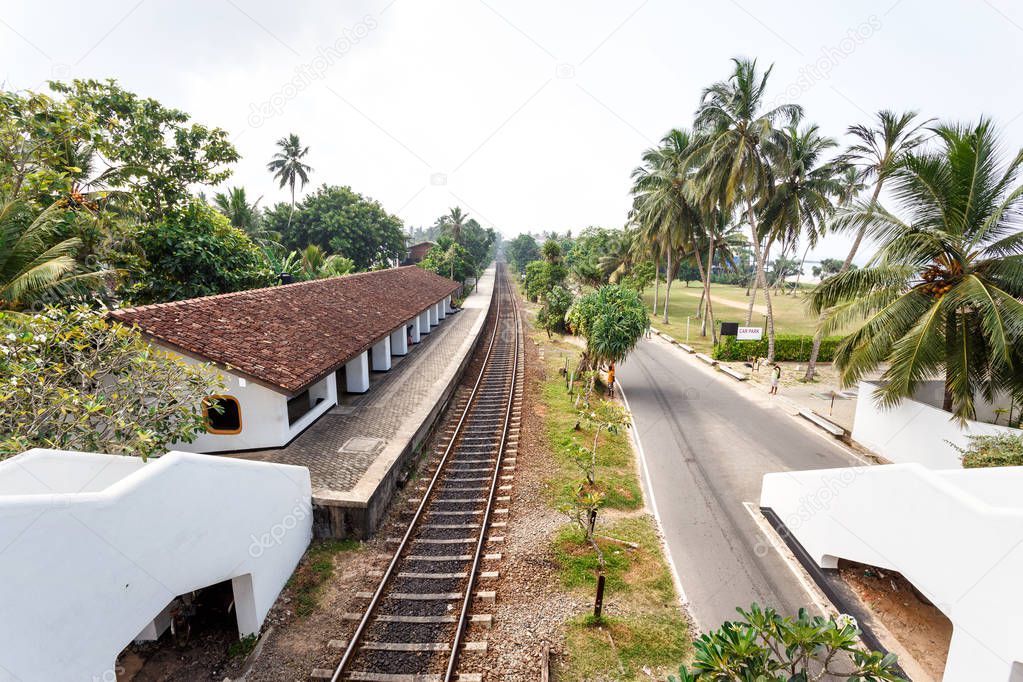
[956,433,1023,468]
[713,334,844,362]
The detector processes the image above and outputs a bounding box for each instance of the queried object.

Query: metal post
[686,316,690,342]
[594,573,606,619]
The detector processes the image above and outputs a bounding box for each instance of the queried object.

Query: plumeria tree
[0,307,223,460]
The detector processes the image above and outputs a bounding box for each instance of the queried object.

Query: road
[617,335,862,632]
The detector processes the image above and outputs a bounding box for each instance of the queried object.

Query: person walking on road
[769,363,781,396]
[606,363,616,399]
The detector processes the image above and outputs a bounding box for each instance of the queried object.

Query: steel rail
[443,265,520,680]
[330,265,510,682]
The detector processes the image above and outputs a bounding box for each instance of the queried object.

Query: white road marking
[617,379,693,622]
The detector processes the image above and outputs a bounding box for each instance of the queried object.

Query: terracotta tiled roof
[109,266,460,394]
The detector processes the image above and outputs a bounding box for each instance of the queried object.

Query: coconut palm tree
[801,167,868,379]
[0,200,110,311]
[438,207,469,243]
[692,57,801,360]
[266,134,313,228]
[631,129,703,324]
[809,119,1023,420]
[802,112,928,381]
[212,187,261,233]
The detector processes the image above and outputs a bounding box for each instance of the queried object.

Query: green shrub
[956,433,1023,468]
[712,334,844,362]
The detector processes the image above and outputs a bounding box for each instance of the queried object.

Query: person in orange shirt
[607,363,616,398]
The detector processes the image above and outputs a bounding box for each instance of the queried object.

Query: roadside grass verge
[555,516,690,681]
[529,321,690,680]
[286,539,360,617]
[539,335,642,511]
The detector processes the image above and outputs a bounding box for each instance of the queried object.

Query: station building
[108,266,460,453]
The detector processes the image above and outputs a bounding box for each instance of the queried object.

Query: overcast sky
[4,0,1023,263]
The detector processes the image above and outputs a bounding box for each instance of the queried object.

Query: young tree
[536,285,573,337]
[670,604,905,681]
[567,284,649,392]
[0,307,224,460]
[506,233,540,271]
[810,119,1023,420]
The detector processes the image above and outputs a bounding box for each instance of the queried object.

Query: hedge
[957,433,1023,468]
[712,334,845,362]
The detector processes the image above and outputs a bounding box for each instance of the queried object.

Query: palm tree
[0,200,110,311]
[692,57,801,360]
[809,119,1023,420]
[631,129,703,324]
[212,187,261,233]
[802,112,928,381]
[438,207,469,243]
[266,134,313,228]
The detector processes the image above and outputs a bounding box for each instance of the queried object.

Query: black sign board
[720,322,739,337]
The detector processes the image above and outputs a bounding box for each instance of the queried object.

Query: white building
[108,266,460,452]
[0,448,311,681]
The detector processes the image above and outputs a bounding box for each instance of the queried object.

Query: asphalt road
[617,335,862,632]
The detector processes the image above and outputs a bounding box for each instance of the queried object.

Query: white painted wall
[852,381,1021,469]
[0,448,311,682]
[761,463,1023,682]
[166,351,337,453]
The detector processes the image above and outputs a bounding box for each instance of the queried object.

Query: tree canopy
[266,184,405,270]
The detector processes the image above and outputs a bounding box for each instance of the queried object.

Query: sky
[4,0,1023,264]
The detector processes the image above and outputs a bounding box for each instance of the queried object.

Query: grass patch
[562,613,690,681]
[227,633,258,658]
[540,341,642,511]
[643,282,849,355]
[287,538,360,617]
[554,516,690,680]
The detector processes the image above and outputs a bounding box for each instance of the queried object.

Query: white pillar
[445,295,453,313]
[390,326,408,356]
[409,317,421,344]
[345,351,369,393]
[438,299,447,321]
[429,303,439,327]
[419,309,431,334]
[232,573,259,637]
[372,337,391,371]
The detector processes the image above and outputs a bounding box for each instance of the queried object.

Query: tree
[567,284,649,392]
[125,200,274,304]
[212,187,261,233]
[1,199,112,311]
[669,604,906,681]
[812,257,848,278]
[419,237,473,283]
[809,119,1023,420]
[803,111,928,381]
[267,133,313,228]
[536,285,573,337]
[265,184,405,269]
[0,306,224,460]
[506,233,540,271]
[523,259,567,302]
[48,79,240,219]
[693,58,801,360]
[436,206,469,242]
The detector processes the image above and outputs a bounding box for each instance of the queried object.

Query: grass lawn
[642,282,836,354]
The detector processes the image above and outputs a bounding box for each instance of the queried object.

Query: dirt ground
[839,560,953,680]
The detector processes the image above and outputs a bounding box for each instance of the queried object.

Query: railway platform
[232,265,496,539]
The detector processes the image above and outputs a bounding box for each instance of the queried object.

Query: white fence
[0,449,311,682]
[852,380,1020,468]
[761,463,1023,682]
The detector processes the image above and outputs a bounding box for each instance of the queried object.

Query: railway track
[330,263,523,682]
